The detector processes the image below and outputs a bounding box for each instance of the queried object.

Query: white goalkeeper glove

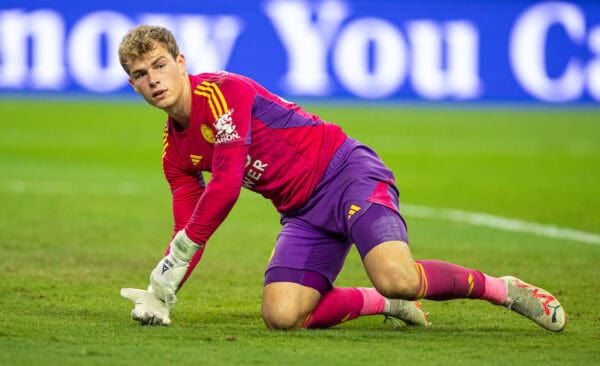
[148,229,203,309]
[121,230,203,326]
[121,287,171,326]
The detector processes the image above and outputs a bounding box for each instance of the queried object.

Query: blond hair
[118,25,180,75]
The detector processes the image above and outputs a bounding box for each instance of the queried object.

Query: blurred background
[2,0,599,103]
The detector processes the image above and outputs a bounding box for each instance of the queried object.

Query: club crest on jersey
[201,124,214,143]
[214,109,239,144]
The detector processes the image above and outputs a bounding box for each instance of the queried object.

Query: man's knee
[261,282,321,330]
[363,241,421,300]
[371,269,421,300]
[262,302,306,330]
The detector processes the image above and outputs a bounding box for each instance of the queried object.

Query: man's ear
[128,78,140,94]
[176,53,187,74]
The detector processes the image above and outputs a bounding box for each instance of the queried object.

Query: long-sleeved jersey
[162,72,347,245]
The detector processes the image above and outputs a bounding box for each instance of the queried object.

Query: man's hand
[149,230,203,309]
[121,230,202,326]
[121,287,171,326]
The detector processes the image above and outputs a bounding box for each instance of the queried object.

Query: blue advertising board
[1,0,599,103]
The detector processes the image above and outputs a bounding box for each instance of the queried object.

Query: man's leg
[351,203,565,332]
[362,241,504,302]
[262,270,429,330]
[362,240,566,332]
[262,281,321,329]
[302,286,429,329]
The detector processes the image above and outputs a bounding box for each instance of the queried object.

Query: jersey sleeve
[162,154,206,237]
[183,77,255,245]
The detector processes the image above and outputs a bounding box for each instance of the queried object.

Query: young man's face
[127,43,187,110]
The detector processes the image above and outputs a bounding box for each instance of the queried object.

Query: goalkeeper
[118,25,566,332]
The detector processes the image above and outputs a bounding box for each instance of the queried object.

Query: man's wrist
[171,229,203,262]
[147,230,203,308]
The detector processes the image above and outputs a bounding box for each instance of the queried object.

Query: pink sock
[415,260,486,300]
[356,287,387,316]
[481,274,507,305]
[304,287,386,329]
[415,260,507,305]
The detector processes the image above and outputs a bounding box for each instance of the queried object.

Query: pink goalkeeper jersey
[162,72,347,244]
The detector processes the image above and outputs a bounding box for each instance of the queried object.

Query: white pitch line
[403,203,600,246]
[2,179,599,246]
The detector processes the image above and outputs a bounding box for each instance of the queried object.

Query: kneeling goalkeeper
[118,25,566,332]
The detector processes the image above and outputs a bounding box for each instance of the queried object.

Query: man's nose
[148,69,160,85]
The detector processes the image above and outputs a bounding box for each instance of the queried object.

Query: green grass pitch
[1,99,599,365]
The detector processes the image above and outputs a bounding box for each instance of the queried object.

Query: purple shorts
[264,138,409,294]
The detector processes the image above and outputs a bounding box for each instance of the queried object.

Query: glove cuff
[171,230,203,262]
